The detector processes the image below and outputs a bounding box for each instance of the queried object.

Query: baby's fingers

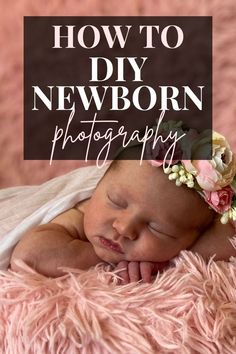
[140,261,170,283]
[115,261,141,284]
[139,262,154,283]
[115,260,129,284]
[127,261,141,283]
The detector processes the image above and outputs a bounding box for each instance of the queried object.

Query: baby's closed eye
[148,222,177,239]
[107,193,127,209]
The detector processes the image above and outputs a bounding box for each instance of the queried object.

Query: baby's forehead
[107,159,211,228]
[112,159,184,191]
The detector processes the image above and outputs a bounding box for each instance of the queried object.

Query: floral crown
[146,121,236,224]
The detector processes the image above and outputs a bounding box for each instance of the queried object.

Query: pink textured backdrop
[0,0,235,188]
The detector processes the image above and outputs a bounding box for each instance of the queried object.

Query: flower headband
[146,122,236,224]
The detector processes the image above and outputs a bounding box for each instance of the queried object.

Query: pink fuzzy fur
[1,251,236,353]
[229,236,236,250]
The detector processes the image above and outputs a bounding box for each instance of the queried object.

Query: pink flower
[183,160,220,191]
[183,131,236,191]
[203,186,234,213]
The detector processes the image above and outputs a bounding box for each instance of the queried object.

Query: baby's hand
[114,260,169,284]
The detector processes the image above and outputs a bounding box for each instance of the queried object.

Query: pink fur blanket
[1,1,236,352]
[1,252,236,353]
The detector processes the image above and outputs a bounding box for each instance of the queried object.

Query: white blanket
[0,164,109,269]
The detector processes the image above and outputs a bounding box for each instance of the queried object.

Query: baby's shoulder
[51,203,88,241]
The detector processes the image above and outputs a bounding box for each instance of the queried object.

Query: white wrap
[0,164,109,270]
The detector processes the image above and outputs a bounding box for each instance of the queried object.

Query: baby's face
[83,160,213,264]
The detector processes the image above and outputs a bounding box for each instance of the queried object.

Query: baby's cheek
[84,204,101,226]
[134,238,181,262]
[84,210,112,240]
[83,214,96,240]
[179,232,199,250]
[127,240,161,262]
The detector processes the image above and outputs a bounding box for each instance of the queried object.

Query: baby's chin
[93,245,126,264]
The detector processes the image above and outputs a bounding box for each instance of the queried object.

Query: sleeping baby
[10,130,236,283]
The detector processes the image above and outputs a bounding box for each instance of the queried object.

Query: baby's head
[84,150,214,264]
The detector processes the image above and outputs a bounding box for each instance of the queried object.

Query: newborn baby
[10,157,236,282]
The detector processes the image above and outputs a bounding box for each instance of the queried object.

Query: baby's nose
[112,216,138,240]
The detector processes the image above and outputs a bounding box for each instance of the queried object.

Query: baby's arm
[10,208,102,277]
[189,215,236,261]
